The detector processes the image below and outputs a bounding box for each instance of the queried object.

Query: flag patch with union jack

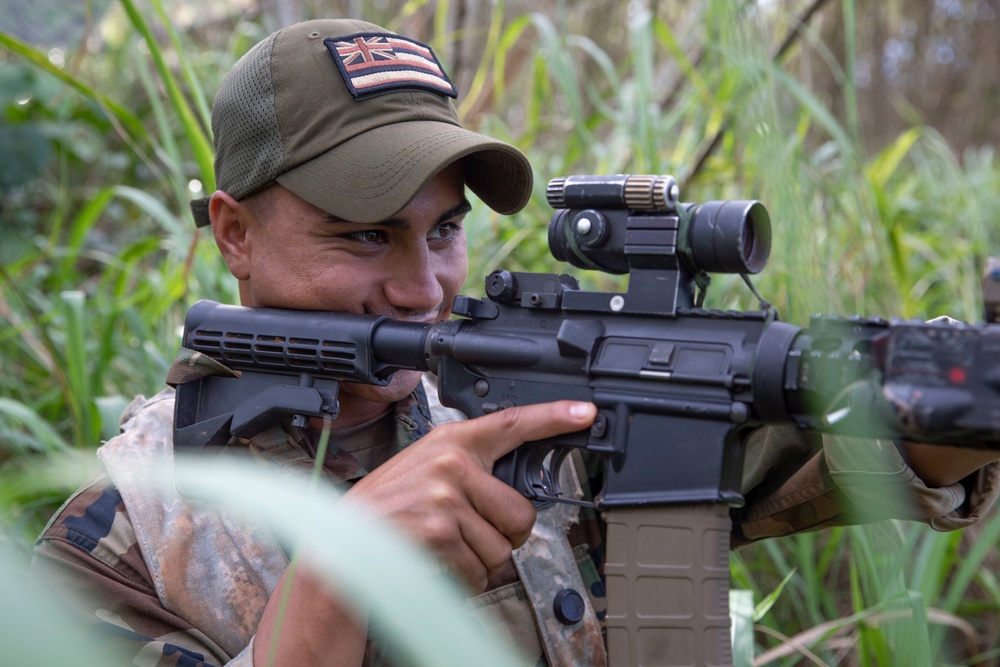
[324,33,458,100]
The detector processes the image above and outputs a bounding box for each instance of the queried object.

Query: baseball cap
[190,18,533,227]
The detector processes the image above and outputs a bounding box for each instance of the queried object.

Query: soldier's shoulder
[118,387,176,431]
[35,475,146,584]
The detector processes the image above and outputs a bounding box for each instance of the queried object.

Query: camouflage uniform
[32,377,1000,666]
[734,424,1000,545]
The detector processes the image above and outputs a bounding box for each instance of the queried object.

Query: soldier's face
[235,162,470,411]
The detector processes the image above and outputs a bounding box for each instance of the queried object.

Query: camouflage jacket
[32,379,1000,666]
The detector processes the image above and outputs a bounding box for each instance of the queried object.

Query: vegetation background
[1,0,999,664]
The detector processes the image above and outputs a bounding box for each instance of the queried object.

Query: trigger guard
[493,445,586,509]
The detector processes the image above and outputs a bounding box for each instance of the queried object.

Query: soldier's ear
[210,191,252,281]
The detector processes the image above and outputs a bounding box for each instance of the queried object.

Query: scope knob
[485,270,519,304]
[572,210,608,248]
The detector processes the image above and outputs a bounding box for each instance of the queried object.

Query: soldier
[32,18,1000,667]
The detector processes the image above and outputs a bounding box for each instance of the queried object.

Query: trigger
[527,448,573,506]
[530,465,560,500]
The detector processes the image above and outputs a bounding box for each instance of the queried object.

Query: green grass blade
[753,568,797,623]
[149,0,213,132]
[111,185,185,239]
[457,0,506,121]
[768,64,854,156]
[840,0,860,144]
[59,290,96,447]
[652,17,710,100]
[492,14,533,107]
[0,398,73,453]
[133,40,184,192]
[117,0,215,188]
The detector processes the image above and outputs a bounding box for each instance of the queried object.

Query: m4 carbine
[173,175,1000,667]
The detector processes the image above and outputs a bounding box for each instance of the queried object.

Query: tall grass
[2,0,999,664]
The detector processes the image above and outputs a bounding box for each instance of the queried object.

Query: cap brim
[275,120,532,223]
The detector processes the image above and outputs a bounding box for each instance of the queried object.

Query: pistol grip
[604,504,732,667]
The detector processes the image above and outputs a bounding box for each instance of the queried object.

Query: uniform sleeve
[31,478,255,667]
[730,425,1000,548]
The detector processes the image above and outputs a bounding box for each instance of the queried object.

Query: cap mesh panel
[212,32,285,200]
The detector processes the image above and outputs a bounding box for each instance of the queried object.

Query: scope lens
[688,200,771,274]
[742,201,770,273]
[743,220,757,266]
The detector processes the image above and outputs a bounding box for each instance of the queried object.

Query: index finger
[449,400,597,468]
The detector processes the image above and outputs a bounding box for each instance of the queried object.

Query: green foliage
[2,0,999,664]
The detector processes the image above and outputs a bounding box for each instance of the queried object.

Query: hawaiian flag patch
[324,32,458,100]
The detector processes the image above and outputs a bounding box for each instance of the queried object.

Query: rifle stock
[172,175,1000,667]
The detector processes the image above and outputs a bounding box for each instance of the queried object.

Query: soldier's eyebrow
[435,199,473,223]
[323,198,472,228]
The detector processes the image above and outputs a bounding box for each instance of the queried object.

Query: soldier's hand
[346,400,597,592]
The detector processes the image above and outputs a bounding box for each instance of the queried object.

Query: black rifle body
[177,287,1000,504]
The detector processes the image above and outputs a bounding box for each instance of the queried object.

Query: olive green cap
[191,19,532,226]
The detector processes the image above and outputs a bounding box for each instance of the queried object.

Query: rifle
[173,175,1000,667]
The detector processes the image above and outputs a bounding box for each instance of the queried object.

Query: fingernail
[569,402,593,418]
